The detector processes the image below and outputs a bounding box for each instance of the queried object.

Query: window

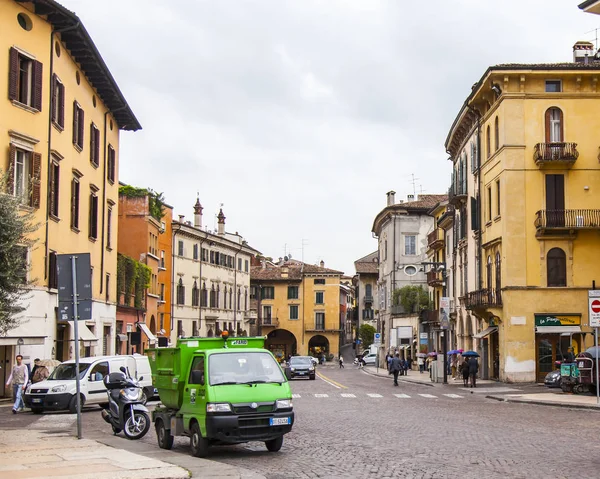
[189,356,204,385]
[487,186,492,221]
[547,248,566,287]
[177,278,185,305]
[288,286,299,299]
[8,48,42,110]
[49,160,60,217]
[404,235,416,255]
[178,240,184,256]
[261,286,275,300]
[365,284,372,298]
[201,282,207,307]
[494,116,499,152]
[9,146,40,208]
[106,205,113,249]
[48,251,57,289]
[216,285,220,308]
[486,125,491,159]
[177,320,183,337]
[290,305,299,320]
[193,244,199,260]
[70,175,80,229]
[90,123,100,166]
[545,80,562,93]
[496,180,500,217]
[192,281,199,307]
[160,250,165,269]
[105,274,110,302]
[486,255,492,289]
[237,288,241,310]
[51,74,64,128]
[545,107,563,143]
[210,285,216,308]
[244,259,249,272]
[222,286,227,309]
[315,291,324,304]
[72,102,84,149]
[315,312,325,330]
[404,265,417,276]
[107,145,115,183]
[88,190,98,240]
[263,305,272,324]
[238,257,242,270]
[159,313,164,331]
[244,290,248,310]
[384,239,388,260]
[229,288,233,309]
[495,252,501,292]
[89,361,109,382]
[160,283,165,302]
[314,278,325,285]
[201,248,208,262]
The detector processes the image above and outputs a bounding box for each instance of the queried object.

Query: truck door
[182,355,206,421]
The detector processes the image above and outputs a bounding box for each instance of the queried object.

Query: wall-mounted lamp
[491,84,502,96]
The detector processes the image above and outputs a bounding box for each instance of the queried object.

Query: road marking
[443,394,463,398]
[292,394,301,398]
[316,371,347,389]
[341,393,356,398]
[314,394,329,398]
[418,394,438,399]
[367,393,383,398]
[394,393,411,398]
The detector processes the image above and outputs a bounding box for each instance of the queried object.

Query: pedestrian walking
[6,355,29,414]
[451,355,458,379]
[391,353,402,386]
[417,356,424,374]
[468,356,479,388]
[461,357,469,387]
[387,354,393,375]
[339,355,344,368]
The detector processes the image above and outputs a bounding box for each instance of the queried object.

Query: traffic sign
[373,333,381,346]
[589,290,600,327]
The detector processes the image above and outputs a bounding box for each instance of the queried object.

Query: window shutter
[73,101,78,144]
[545,109,551,143]
[51,75,57,123]
[558,108,564,142]
[7,144,16,194]
[33,60,43,111]
[58,83,65,127]
[90,124,96,165]
[78,109,84,149]
[32,152,42,208]
[8,48,18,101]
[470,197,478,231]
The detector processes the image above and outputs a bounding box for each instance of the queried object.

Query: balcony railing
[261,318,279,328]
[465,288,502,309]
[362,309,375,320]
[390,305,405,316]
[535,209,600,232]
[533,142,578,167]
[420,309,439,324]
[437,205,455,227]
[363,295,374,304]
[427,228,445,250]
[427,270,444,286]
[448,182,467,205]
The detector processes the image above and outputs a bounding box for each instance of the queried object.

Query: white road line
[367,393,383,398]
[341,393,356,398]
[394,393,411,398]
[317,374,342,389]
[314,393,329,398]
[292,394,301,398]
[443,393,463,399]
[418,394,438,399]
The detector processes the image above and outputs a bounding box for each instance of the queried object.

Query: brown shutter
[32,152,42,209]
[95,128,100,165]
[90,124,95,164]
[70,179,76,228]
[58,83,65,128]
[7,144,16,194]
[73,101,78,144]
[51,74,57,123]
[545,108,551,143]
[8,48,18,101]
[78,109,84,149]
[33,60,43,111]
[558,108,564,142]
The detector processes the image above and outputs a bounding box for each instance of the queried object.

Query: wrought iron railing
[533,142,578,164]
[420,309,439,324]
[535,209,600,229]
[427,270,444,286]
[427,228,445,249]
[465,288,502,309]
[363,295,374,304]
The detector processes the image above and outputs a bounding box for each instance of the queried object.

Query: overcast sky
[60,0,599,275]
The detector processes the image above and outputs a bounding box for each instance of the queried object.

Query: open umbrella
[461,351,480,357]
[585,346,600,359]
[448,350,461,355]
[38,359,61,367]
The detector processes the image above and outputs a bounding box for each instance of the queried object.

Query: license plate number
[32,398,42,403]
[298,372,306,375]
[270,417,290,426]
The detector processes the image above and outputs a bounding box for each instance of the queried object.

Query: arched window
[229,288,233,309]
[222,285,227,309]
[365,284,372,298]
[494,116,499,151]
[545,107,563,143]
[244,289,248,310]
[547,248,566,287]
[201,282,207,307]
[216,285,220,308]
[191,281,199,307]
[486,125,491,159]
[486,255,492,289]
[237,288,241,310]
[495,252,501,292]
[210,284,216,308]
[177,278,185,305]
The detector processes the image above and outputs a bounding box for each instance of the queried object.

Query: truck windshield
[48,363,91,380]
[209,352,286,385]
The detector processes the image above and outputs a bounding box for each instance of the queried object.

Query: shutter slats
[58,83,64,127]
[8,48,18,101]
[7,144,16,194]
[32,152,42,208]
[73,101,78,145]
[51,74,57,123]
[78,109,84,149]
[33,60,43,111]
[90,124,95,165]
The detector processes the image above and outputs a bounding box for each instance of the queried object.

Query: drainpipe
[45,21,80,281]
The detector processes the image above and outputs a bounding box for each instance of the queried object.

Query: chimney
[573,41,594,63]
[217,208,226,235]
[193,197,203,228]
[178,215,185,223]
[407,194,415,202]
[320,260,325,268]
[261,258,266,269]
[386,190,396,206]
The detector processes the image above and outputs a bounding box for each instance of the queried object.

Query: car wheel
[156,419,174,450]
[265,435,284,452]
[190,422,209,457]
[310,375,315,380]
[31,407,43,414]
[68,394,84,414]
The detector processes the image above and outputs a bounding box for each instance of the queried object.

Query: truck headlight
[51,385,67,393]
[120,388,143,401]
[276,399,292,410]
[207,403,231,413]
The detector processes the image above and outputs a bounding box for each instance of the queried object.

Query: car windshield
[48,363,91,380]
[209,352,286,386]
[289,357,312,366]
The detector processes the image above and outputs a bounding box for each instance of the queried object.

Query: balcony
[427,270,444,287]
[448,182,467,206]
[362,309,375,320]
[535,209,600,235]
[261,318,279,328]
[420,309,439,324]
[465,288,502,309]
[533,142,578,168]
[437,205,455,229]
[427,228,445,250]
[306,323,341,332]
[363,295,374,304]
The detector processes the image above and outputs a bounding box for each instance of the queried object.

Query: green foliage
[359,323,376,348]
[0,171,38,335]
[117,253,151,310]
[394,285,430,313]
[118,185,165,222]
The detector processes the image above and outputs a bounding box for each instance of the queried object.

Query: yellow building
[1,0,139,382]
[250,259,343,361]
[445,44,600,382]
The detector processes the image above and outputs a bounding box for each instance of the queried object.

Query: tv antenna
[585,27,600,51]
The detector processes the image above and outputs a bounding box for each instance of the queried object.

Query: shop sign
[534,314,581,327]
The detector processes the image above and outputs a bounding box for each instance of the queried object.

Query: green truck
[146,334,294,457]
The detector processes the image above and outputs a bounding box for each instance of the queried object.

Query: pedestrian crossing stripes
[314,393,329,398]
[418,394,438,399]
[394,393,411,398]
[443,393,464,399]
[367,393,383,398]
[292,394,301,398]
[341,393,356,398]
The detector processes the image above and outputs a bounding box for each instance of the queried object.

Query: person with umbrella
[461,355,470,387]
[468,354,479,388]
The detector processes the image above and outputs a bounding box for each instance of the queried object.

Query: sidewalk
[487,390,600,410]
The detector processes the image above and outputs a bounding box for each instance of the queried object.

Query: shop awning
[536,326,582,334]
[473,327,498,339]
[0,336,46,346]
[138,323,157,343]
[68,321,98,342]
[116,334,128,341]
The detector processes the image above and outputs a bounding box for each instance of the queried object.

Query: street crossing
[291,393,464,399]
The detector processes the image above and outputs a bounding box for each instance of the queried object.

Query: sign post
[374,332,381,373]
[440,297,450,384]
[588,290,600,406]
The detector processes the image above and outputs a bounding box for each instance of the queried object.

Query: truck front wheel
[190,423,209,458]
[156,419,174,450]
[265,436,283,452]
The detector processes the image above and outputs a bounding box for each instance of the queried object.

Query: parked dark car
[285,356,315,380]
[544,369,561,388]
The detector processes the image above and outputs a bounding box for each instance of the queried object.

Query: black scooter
[101,367,150,440]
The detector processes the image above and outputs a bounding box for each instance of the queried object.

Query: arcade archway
[265,329,297,363]
[308,334,330,360]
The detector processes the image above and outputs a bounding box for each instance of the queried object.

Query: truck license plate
[270,417,290,426]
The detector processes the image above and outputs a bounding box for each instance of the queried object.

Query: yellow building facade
[0,0,139,382]
[251,260,343,361]
[446,48,600,382]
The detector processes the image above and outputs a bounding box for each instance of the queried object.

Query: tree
[393,285,430,313]
[0,173,38,336]
[359,323,376,348]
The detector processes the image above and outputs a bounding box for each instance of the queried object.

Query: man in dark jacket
[468,357,479,388]
[391,353,402,386]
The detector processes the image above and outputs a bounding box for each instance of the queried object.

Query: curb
[486,394,600,411]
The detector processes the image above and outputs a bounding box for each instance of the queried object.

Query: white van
[24,355,154,413]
